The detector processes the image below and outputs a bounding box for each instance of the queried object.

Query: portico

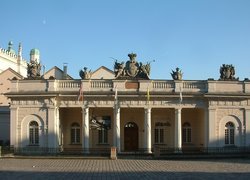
[5,53,250,156]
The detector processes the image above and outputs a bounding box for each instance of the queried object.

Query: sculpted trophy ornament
[79,67,92,80]
[171,67,183,80]
[114,53,152,80]
[27,60,42,79]
[114,60,125,78]
[219,64,238,81]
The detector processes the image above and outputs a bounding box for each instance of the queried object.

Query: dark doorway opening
[124,122,138,151]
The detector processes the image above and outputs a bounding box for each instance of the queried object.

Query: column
[47,107,59,152]
[144,108,152,153]
[174,108,182,153]
[245,108,250,146]
[82,106,89,153]
[113,106,121,152]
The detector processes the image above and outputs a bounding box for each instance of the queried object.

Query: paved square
[0,158,250,179]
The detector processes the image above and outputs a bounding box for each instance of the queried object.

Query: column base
[174,148,182,154]
[144,148,153,154]
[82,149,90,154]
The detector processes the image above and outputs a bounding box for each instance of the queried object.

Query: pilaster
[244,108,250,146]
[47,107,59,151]
[10,107,18,147]
[207,107,217,147]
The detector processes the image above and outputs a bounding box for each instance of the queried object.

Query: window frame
[182,122,192,144]
[98,128,108,144]
[225,122,235,145]
[154,128,164,144]
[71,122,81,144]
[29,121,39,146]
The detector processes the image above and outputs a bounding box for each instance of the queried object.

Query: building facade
[0,41,27,145]
[0,41,27,77]
[0,41,60,146]
[6,53,250,155]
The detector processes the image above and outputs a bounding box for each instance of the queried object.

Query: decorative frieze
[11,98,56,107]
[209,100,248,107]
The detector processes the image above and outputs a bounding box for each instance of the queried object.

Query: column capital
[244,108,250,111]
[82,100,89,107]
[81,104,89,110]
[84,106,89,113]
[144,107,152,111]
[113,102,120,109]
[175,107,182,111]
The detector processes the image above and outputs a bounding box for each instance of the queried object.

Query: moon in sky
[42,20,46,25]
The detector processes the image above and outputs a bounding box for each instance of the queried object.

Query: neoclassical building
[6,53,250,155]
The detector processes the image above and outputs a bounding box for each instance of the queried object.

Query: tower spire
[7,41,16,54]
[18,43,22,59]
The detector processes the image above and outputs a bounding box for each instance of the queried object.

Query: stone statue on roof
[114,60,125,78]
[171,67,183,80]
[219,64,238,81]
[79,67,92,79]
[27,60,42,79]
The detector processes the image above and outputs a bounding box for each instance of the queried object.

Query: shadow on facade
[2,134,250,159]
[154,131,250,159]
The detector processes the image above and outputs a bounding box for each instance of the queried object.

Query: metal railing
[154,145,250,157]
[1,146,250,158]
[0,146,14,157]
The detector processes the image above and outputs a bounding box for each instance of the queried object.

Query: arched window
[71,123,80,144]
[225,122,235,145]
[29,121,39,145]
[182,122,191,143]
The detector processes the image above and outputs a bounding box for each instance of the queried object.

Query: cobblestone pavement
[0,158,250,179]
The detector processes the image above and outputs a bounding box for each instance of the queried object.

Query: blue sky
[1,0,250,80]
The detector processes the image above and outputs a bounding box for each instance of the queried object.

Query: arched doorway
[124,122,138,151]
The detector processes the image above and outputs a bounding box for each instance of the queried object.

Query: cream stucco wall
[182,108,205,147]
[151,108,175,147]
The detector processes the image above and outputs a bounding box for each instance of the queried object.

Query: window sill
[69,143,82,145]
[224,145,236,148]
[154,143,167,145]
[182,143,193,146]
[97,143,110,146]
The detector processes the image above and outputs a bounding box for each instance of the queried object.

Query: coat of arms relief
[114,53,152,80]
